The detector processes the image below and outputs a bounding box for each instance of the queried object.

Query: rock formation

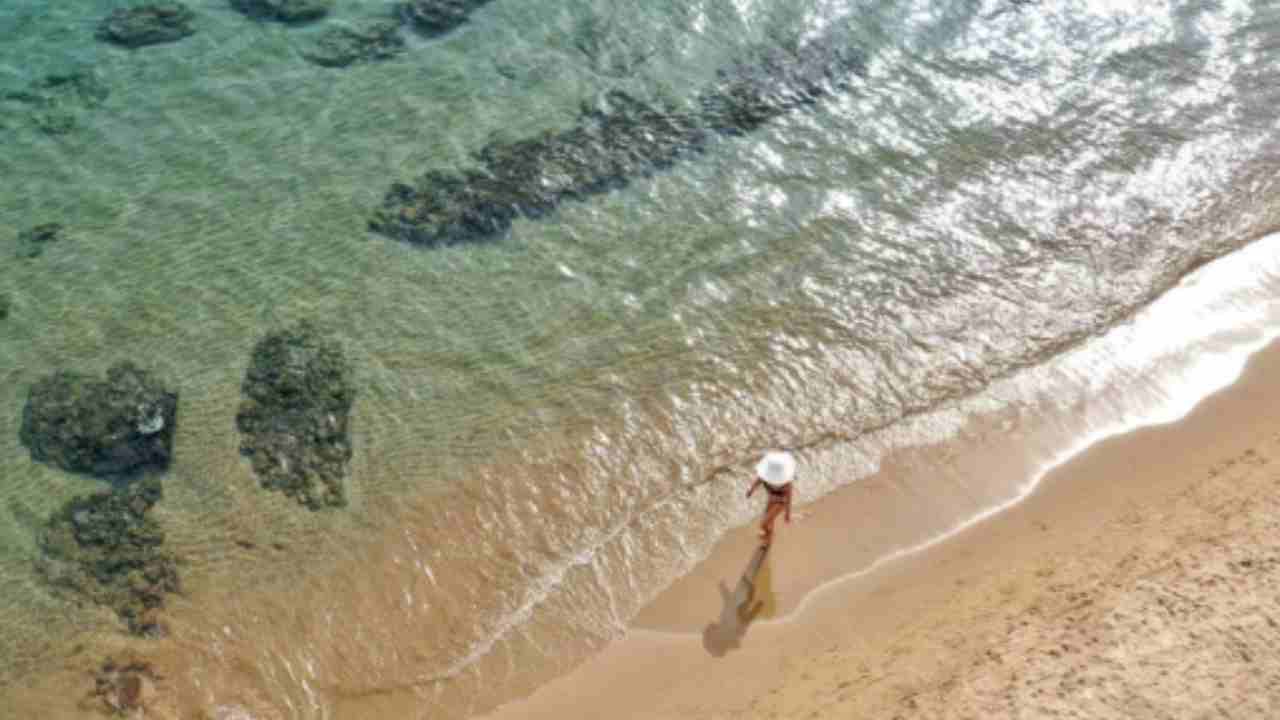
[36,478,180,635]
[96,2,197,48]
[20,362,178,477]
[230,0,332,24]
[236,322,355,509]
[370,90,707,246]
[399,0,492,37]
[369,35,866,247]
[302,19,405,67]
[88,656,161,714]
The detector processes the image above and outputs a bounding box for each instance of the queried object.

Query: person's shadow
[702,544,774,657]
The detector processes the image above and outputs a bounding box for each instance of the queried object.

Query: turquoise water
[1,0,1279,717]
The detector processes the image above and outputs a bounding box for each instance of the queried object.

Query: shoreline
[4,237,1279,719]
[481,325,1280,719]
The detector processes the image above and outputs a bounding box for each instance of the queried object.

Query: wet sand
[482,335,1280,719]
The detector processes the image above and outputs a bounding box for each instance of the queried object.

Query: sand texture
[752,445,1280,720]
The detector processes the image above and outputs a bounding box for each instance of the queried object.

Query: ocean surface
[1,0,1279,717]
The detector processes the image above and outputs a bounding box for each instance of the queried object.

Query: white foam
[769,232,1280,622]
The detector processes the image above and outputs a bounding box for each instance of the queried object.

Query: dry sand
[484,338,1280,720]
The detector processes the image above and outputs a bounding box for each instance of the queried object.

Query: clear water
[1,0,1279,717]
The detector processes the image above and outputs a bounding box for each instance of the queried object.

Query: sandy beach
[483,335,1280,720]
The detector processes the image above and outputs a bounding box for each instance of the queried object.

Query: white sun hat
[755,450,796,487]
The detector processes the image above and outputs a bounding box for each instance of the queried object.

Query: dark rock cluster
[0,292,10,320]
[230,0,332,23]
[89,656,161,715]
[236,322,355,510]
[302,19,406,68]
[36,478,179,636]
[16,222,64,260]
[370,91,707,246]
[369,36,866,247]
[96,2,197,48]
[19,362,178,478]
[0,70,109,135]
[399,0,492,37]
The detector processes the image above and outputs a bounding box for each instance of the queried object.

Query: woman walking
[746,450,795,547]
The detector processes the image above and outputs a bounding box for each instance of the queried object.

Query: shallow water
[1,0,1279,717]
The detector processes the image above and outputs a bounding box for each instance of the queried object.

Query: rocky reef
[19,362,178,478]
[0,69,109,135]
[96,2,197,48]
[302,19,405,67]
[370,90,707,246]
[16,222,64,259]
[230,0,331,24]
[36,478,179,636]
[369,35,866,247]
[399,0,492,37]
[236,322,355,510]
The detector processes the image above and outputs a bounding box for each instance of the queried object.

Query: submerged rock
[302,19,405,67]
[369,91,708,246]
[0,292,10,320]
[236,322,355,510]
[10,71,111,108]
[699,37,865,136]
[230,0,332,24]
[16,222,64,259]
[19,362,178,477]
[36,477,180,635]
[399,0,491,36]
[369,37,866,247]
[0,70,109,135]
[89,657,161,715]
[96,2,197,48]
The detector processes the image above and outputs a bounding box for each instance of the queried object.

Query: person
[746,450,795,547]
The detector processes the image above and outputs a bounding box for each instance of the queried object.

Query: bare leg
[760,502,785,546]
